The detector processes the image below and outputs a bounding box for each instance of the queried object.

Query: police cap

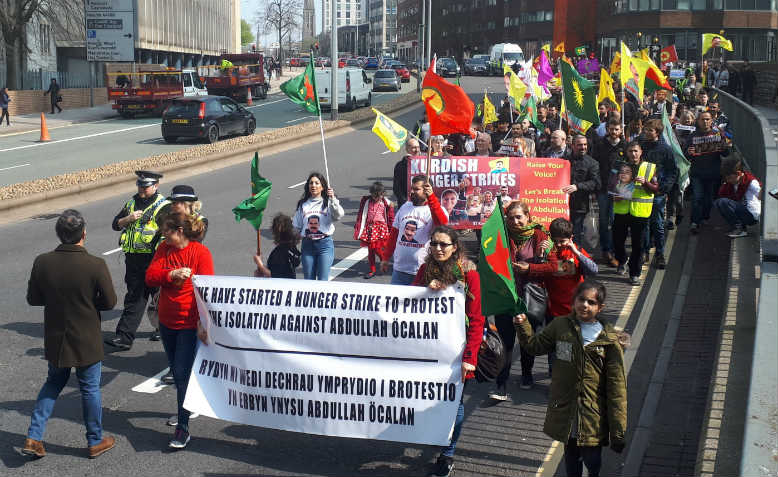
[135,170,163,187]
[168,184,197,202]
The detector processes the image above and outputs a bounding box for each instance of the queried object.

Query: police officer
[105,171,168,350]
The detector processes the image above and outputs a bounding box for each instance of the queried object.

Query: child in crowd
[266,213,301,278]
[354,182,395,279]
[714,157,762,238]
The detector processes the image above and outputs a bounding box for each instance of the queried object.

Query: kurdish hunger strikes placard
[184,276,466,446]
[407,156,570,229]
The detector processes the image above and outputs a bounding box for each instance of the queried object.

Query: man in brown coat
[23,209,118,459]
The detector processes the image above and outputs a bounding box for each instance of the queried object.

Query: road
[0,75,411,187]
[0,74,698,477]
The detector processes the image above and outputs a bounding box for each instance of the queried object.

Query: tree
[0,0,83,89]
[241,19,255,46]
[257,0,301,73]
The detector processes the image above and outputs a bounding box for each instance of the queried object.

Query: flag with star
[279,60,320,114]
[477,205,521,317]
[560,60,600,126]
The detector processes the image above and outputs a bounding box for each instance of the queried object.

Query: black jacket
[392,156,410,204]
[591,137,627,192]
[639,138,678,194]
[568,153,601,214]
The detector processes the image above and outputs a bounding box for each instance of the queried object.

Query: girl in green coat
[514,280,628,477]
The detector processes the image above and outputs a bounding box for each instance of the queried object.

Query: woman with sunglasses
[412,226,484,477]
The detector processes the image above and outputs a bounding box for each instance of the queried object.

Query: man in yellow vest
[105,171,168,350]
[611,141,657,286]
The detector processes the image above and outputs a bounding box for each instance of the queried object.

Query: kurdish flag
[661,108,691,190]
[279,59,320,114]
[371,108,408,152]
[560,60,600,125]
[478,205,520,317]
[597,68,619,111]
[232,152,273,230]
[702,33,733,55]
[482,93,499,125]
[504,64,527,108]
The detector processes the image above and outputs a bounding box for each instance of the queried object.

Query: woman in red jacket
[145,212,214,450]
[412,225,484,477]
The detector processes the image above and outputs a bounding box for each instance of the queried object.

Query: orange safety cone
[246,86,253,106]
[39,112,51,142]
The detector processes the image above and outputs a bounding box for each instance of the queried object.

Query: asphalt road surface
[0,74,681,477]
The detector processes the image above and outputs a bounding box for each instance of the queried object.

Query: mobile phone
[769,187,778,200]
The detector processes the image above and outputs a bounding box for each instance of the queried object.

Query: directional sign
[85,0,135,62]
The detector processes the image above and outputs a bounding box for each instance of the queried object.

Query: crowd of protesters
[22,51,764,477]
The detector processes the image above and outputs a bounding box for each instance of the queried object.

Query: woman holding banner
[412,226,484,477]
[145,212,214,450]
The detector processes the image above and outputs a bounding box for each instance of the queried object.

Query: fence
[715,88,778,477]
[18,70,105,90]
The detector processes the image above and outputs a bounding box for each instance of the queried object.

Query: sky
[241,0,322,46]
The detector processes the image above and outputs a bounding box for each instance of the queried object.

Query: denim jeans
[159,324,198,433]
[571,212,586,247]
[642,194,666,255]
[390,269,416,285]
[596,191,614,253]
[28,361,103,447]
[691,176,718,225]
[301,236,335,281]
[442,381,468,457]
[714,198,758,228]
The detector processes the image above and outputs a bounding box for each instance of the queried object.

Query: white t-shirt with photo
[392,202,448,275]
[292,196,344,240]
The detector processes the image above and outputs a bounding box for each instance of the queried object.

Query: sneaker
[166,413,199,427]
[629,276,641,286]
[104,336,131,351]
[519,375,534,390]
[149,329,160,341]
[488,383,509,401]
[728,228,748,238]
[653,254,666,269]
[605,252,619,268]
[616,264,627,276]
[168,429,190,449]
[666,220,675,230]
[428,455,454,477]
[161,370,175,385]
[690,223,700,235]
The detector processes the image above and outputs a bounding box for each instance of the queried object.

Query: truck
[105,63,208,118]
[200,53,270,102]
[488,43,525,75]
[314,67,372,111]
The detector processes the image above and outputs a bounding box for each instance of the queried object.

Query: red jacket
[412,261,485,379]
[718,171,760,202]
[384,193,447,259]
[527,246,592,318]
[145,241,214,330]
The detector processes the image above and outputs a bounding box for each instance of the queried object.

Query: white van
[315,67,373,111]
[489,43,525,75]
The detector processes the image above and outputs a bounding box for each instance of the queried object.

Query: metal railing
[715,89,778,477]
[19,70,105,90]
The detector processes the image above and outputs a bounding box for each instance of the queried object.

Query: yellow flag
[554,42,565,53]
[503,64,527,108]
[702,33,733,56]
[597,68,620,111]
[609,52,621,75]
[541,43,551,54]
[628,56,652,103]
[371,108,408,152]
[483,93,498,125]
[619,42,632,91]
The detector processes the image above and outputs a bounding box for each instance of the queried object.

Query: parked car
[290,58,301,67]
[161,96,256,144]
[372,69,401,92]
[437,57,460,77]
[463,58,488,75]
[472,54,490,63]
[390,63,411,82]
[346,59,361,68]
[364,57,379,69]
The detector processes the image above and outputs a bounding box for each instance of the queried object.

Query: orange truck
[198,53,269,102]
[105,63,207,118]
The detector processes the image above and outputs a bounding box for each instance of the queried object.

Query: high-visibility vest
[119,194,169,253]
[629,161,656,218]
[613,192,630,215]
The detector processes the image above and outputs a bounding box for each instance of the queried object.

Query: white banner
[184,275,467,446]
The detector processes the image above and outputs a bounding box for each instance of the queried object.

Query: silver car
[372,69,401,92]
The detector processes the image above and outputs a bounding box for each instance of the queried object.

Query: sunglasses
[429,241,453,249]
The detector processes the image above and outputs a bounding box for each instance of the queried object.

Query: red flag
[659,45,678,65]
[421,58,475,136]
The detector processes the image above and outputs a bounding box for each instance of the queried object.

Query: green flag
[477,205,521,317]
[661,109,691,190]
[520,95,545,131]
[575,45,587,56]
[279,58,320,114]
[560,60,600,126]
[232,152,272,230]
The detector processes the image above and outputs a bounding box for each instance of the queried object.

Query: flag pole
[311,50,331,185]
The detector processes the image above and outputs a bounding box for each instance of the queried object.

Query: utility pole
[426,0,431,69]
[330,0,338,120]
[420,0,425,70]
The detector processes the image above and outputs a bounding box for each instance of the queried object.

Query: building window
[40,23,51,55]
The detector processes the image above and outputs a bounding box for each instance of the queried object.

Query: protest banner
[407,156,570,229]
[184,275,466,446]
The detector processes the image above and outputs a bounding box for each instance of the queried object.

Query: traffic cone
[39,112,51,142]
[246,87,253,106]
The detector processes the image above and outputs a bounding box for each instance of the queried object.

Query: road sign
[85,0,135,62]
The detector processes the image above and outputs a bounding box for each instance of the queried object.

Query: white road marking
[102,247,122,256]
[0,163,31,172]
[381,150,392,155]
[245,98,287,109]
[287,180,307,189]
[285,116,317,124]
[0,124,157,153]
[131,367,170,394]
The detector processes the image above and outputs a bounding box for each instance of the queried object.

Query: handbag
[523,280,547,327]
[475,322,506,383]
[56,95,63,103]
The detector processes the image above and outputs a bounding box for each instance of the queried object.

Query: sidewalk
[0,69,301,138]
